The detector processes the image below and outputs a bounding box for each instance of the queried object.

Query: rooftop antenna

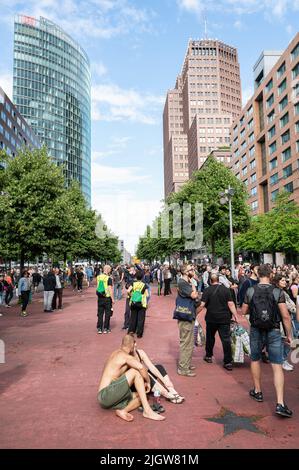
[203,9,208,39]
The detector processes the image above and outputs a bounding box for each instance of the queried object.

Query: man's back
[99,349,129,391]
[202,284,232,323]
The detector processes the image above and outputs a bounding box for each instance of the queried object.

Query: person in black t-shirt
[197,273,239,370]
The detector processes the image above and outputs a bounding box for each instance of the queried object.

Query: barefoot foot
[116,410,134,422]
[143,409,165,421]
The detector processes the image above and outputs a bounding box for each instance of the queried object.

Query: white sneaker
[282,360,294,371]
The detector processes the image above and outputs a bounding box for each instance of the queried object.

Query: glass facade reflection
[13,15,91,203]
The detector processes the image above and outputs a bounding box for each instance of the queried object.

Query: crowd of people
[96,260,299,422]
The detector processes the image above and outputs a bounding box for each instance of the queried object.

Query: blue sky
[0,0,298,253]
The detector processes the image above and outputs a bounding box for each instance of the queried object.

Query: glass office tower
[13,15,91,203]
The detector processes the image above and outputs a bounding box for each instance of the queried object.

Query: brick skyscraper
[164,39,242,198]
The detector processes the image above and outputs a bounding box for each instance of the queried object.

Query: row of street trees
[0,147,121,270]
[137,156,299,264]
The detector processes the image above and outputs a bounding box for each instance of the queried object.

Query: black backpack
[247,285,281,330]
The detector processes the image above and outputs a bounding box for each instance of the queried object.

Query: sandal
[167,394,185,404]
[138,404,161,413]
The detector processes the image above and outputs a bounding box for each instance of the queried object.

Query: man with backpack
[127,270,148,338]
[242,264,293,418]
[96,265,114,334]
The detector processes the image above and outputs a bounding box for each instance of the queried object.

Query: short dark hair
[273,273,285,287]
[250,263,259,272]
[135,270,143,280]
[220,265,227,271]
[210,273,220,283]
[258,264,272,279]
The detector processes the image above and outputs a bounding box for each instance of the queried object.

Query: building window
[251,186,257,196]
[282,147,291,162]
[241,154,247,165]
[278,78,287,95]
[266,79,273,93]
[277,61,286,78]
[271,189,279,201]
[244,179,248,186]
[296,121,299,133]
[291,43,299,61]
[280,113,289,128]
[268,125,276,139]
[242,166,248,176]
[249,132,254,143]
[270,172,278,185]
[248,119,254,130]
[269,157,278,170]
[281,130,290,145]
[249,146,255,157]
[250,159,256,170]
[295,103,299,115]
[292,62,299,79]
[251,200,258,211]
[279,95,288,112]
[267,94,274,109]
[284,181,293,193]
[268,110,275,123]
[250,173,256,183]
[269,141,277,155]
[283,164,293,179]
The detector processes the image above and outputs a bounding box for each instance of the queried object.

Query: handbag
[173,294,195,322]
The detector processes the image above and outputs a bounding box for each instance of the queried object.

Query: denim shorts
[250,327,283,364]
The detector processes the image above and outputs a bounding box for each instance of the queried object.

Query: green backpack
[97,276,107,297]
[131,290,143,305]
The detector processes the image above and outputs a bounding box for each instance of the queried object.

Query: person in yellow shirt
[96,265,115,334]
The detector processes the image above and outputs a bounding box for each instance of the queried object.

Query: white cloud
[177,0,299,21]
[242,85,254,106]
[234,20,244,30]
[0,73,13,100]
[92,62,108,79]
[0,0,154,40]
[92,188,162,253]
[91,83,164,124]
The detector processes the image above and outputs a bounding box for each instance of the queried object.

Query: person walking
[43,269,56,312]
[174,264,199,377]
[122,266,136,330]
[163,264,172,296]
[96,265,114,334]
[18,270,31,317]
[4,272,14,308]
[197,273,238,371]
[32,269,42,293]
[76,267,84,292]
[242,264,293,418]
[127,270,148,338]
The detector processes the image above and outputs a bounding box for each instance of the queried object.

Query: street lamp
[219,186,235,271]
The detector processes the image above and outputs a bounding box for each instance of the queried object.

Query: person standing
[175,264,199,377]
[18,270,31,317]
[4,272,14,308]
[156,265,164,296]
[0,274,5,316]
[32,269,42,293]
[52,268,64,311]
[122,266,136,330]
[127,270,148,338]
[96,265,114,334]
[43,269,56,312]
[197,273,238,371]
[76,267,84,292]
[163,264,172,296]
[112,265,123,301]
[242,264,293,418]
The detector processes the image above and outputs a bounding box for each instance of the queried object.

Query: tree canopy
[0,147,121,268]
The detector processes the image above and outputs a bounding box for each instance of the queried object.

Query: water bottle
[153,389,161,407]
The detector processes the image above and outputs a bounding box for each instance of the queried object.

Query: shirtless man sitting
[98,334,165,422]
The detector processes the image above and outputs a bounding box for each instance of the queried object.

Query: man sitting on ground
[97,334,165,422]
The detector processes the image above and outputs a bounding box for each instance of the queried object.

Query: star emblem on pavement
[205,408,265,437]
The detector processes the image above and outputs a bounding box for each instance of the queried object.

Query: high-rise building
[0,86,40,159]
[163,39,242,198]
[13,15,91,203]
[230,33,299,214]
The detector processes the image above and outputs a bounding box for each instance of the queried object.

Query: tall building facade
[163,39,242,199]
[13,15,91,203]
[230,33,299,214]
[0,86,40,159]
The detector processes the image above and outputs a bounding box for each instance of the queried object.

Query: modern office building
[13,15,91,203]
[0,86,40,159]
[230,33,299,214]
[163,39,242,198]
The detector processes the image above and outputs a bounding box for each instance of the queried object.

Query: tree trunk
[211,238,215,262]
[20,250,25,274]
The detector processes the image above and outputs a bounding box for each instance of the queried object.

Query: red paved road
[0,284,298,449]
